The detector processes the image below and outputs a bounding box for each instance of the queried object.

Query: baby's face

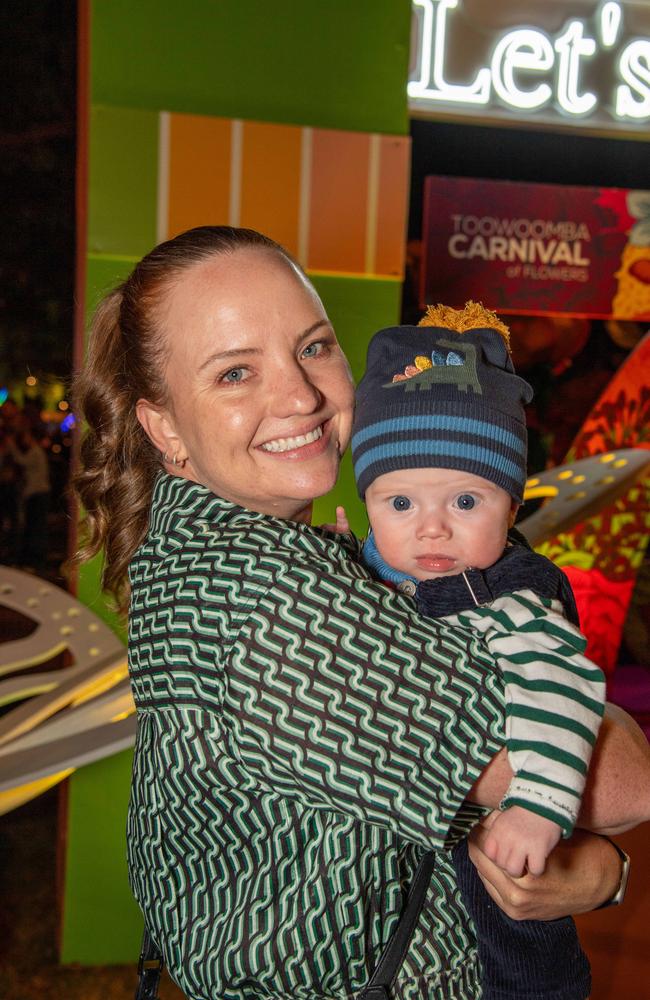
[365,468,518,581]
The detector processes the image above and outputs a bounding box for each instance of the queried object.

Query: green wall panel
[89,107,159,256]
[311,274,402,535]
[90,0,411,135]
[60,750,141,964]
[85,253,139,321]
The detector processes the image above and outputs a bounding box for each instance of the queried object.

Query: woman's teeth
[261,425,323,453]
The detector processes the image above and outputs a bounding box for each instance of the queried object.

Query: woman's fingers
[468,825,623,920]
[335,506,350,533]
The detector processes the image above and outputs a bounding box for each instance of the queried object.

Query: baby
[348,302,606,879]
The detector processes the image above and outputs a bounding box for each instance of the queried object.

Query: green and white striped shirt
[127,474,506,1000]
[445,593,605,833]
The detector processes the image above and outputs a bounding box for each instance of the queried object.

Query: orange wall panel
[376,136,410,277]
[239,122,302,258]
[167,113,231,237]
[308,130,370,273]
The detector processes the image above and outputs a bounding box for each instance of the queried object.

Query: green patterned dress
[127,474,505,999]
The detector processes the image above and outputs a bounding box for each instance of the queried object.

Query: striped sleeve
[447,590,606,834]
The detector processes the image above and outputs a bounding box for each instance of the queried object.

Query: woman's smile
[258,421,325,455]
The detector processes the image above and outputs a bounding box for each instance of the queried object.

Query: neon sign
[409,0,650,132]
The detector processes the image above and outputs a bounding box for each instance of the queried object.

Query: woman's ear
[136,398,186,461]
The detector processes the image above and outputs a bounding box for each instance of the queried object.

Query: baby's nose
[418,512,451,538]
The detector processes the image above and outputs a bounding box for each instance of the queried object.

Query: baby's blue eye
[456,494,476,510]
[392,496,411,511]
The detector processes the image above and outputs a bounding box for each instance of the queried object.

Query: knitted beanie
[351,302,533,503]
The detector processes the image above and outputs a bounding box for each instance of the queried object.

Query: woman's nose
[272,363,322,415]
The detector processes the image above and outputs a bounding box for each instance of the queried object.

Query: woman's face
[140,249,354,521]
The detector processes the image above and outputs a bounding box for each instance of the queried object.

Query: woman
[74,226,649,1000]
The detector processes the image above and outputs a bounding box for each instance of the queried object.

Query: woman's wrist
[593,835,630,909]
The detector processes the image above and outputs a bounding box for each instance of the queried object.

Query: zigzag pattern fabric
[127,474,506,1000]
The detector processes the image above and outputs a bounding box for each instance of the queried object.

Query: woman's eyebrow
[295,319,333,344]
[198,346,260,371]
[198,320,332,371]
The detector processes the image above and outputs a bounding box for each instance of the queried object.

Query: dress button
[398,580,417,596]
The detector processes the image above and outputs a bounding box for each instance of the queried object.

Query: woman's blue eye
[223,368,245,383]
[302,341,322,358]
[392,496,411,511]
[456,494,476,510]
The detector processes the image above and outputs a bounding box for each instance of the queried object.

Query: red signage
[421,175,650,319]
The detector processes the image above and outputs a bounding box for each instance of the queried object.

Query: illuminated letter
[599,2,622,48]
[555,21,597,115]
[616,40,650,119]
[491,29,553,110]
[408,0,491,105]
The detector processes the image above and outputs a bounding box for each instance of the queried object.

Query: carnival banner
[421,176,650,320]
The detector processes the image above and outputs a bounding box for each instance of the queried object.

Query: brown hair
[72,226,300,614]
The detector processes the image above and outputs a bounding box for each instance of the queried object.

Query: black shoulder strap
[135,927,164,1000]
[356,850,436,1000]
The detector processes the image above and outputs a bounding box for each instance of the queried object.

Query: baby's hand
[483,806,562,877]
[321,505,350,535]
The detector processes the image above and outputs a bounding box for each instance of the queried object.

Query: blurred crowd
[0,398,71,579]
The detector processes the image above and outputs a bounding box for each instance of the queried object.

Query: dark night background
[0,0,76,388]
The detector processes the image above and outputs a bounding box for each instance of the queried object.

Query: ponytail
[72,288,165,613]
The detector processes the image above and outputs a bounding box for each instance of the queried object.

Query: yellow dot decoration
[557,470,574,480]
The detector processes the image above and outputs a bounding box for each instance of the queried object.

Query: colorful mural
[536,334,650,673]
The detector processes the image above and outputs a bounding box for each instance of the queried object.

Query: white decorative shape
[365,134,381,275]
[297,127,313,268]
[228,120,243,227]
[518,449,650,548]
[156,111,170,243]
[600,2,623,48]
[0,566,134,815]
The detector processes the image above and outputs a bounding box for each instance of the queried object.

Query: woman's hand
[468,813,622,920]
[320,505,351,534]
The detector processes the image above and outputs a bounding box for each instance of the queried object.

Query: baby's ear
[508,502,520,528]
